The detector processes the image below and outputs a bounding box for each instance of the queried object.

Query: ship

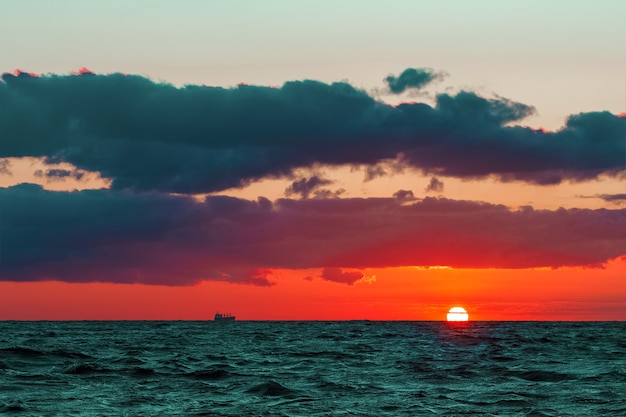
[214,312,236,322]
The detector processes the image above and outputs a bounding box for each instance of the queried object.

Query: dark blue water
[1,321,625,416]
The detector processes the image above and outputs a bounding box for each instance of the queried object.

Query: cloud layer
[1,184,624,285]
[1,69,624,193]
[2,69,624,286]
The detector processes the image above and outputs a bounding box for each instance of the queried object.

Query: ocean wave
[0,321,624,416]
[245,380,298,397]
[62,362,111,375]
[186,367,231,380]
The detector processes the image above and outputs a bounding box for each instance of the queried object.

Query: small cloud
[311,188,345,199]
[212,268,275,286]
[425,177,444,193]
[35,168,86,182]
[578,193,626,204]
[384,67,445,94]
[393,189,415,201]
[599,194,626,203]
[320,267,364,285]
[285,175,342,199]
[364,165,387,181]
[0,158,11,175]
[363,160,406,182]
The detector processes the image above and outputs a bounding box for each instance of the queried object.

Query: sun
[447,306,469,322]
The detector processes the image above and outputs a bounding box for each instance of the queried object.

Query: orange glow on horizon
[0,257,624,321]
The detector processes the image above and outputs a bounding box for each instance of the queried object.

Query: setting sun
[447,306,469,322]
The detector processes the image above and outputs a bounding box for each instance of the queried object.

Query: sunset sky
[1,0,625,320]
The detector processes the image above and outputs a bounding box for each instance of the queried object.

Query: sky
[1,0,625,320]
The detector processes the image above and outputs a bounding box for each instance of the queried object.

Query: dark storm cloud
[383,67,443,94]
[1,70,624,193]
[1,185,624,285]
[0,184,276,285]
[425,177,444,193]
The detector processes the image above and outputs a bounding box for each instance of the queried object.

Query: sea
[1,321,625,416]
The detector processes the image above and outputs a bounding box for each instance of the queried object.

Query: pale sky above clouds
[3,0,625,130]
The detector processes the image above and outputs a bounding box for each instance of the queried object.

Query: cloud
[0,184,277,286]
[578,193,626,204]
[598,194,626,203]
[383,68,444,94]
[364,165,388,181]
[425,177,444,193]
[310,188,345,199]
[0,185,624,286]
[1,70,623,193]
[285,175,340,199]
[393,189,415,201]
[319,268,364,285]
[0,158,11,175]
[362,159,406,182]
[34,168,85,182]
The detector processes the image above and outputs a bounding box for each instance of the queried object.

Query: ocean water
[1,321,625,416]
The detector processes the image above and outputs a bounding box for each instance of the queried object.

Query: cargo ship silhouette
[214,312,235,322]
